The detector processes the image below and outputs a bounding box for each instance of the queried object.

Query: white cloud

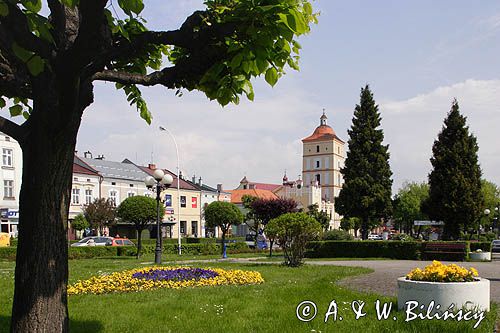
[381,79,500,192]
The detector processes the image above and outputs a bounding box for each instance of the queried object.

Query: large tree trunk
[10,77,88,332]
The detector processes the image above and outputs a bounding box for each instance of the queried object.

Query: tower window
[316,160,320,168]
[315,174,321,185]
[316,145,319,153]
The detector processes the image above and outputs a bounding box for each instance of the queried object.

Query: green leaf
[26,55,44,76]
[0,1,8,16]
[265,67,278,87]
[12,43,33,63]
[21,0,41,13]
[9,105,23,117]
[59,0,78,8]
[22,111,30,120]
[303,2,313,15]
[0,98,5,108]
[229,53,243,69]
[256,58,268,73]
[118,0,144,16]
[242,81,254,101]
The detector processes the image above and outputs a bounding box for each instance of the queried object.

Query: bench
[422,242,467,261]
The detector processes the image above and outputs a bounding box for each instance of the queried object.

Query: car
[71,236,113,247]
[106,238,135,246]
[367,234,383,240]
[492,240,500,253]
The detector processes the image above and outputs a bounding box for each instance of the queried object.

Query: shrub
[468,241,492,253]
[305,241,422,260]
[322,230,353,241]
[68,246,119,259]
[0,247,17,260]
[267,212,322,267]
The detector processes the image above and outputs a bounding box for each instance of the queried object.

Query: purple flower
[132,268,218,282]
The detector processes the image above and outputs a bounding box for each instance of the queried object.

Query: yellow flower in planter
[406,260,479,282]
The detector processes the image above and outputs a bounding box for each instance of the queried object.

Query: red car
[106,238,135,246]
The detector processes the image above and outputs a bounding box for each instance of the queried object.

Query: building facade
[0,132,22,237]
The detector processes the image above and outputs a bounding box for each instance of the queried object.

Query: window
[3,180,13,198]
[129,184,134,187]
[109,190,118,206]
[191,197,197,208]
[85,189,93,205]
[316,160,320,168]
[191,221,198,236]
[2,148,13,167]
[243,185,247,189]
[164,194,172,207]
[315,174,321,185]
[316,145,320,153]
[71,188,80,205]
[127,192,135,198]
[180,221,186,235]
[111,182,116,185]
[180,196,186,208]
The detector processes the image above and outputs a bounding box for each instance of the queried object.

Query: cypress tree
[336,85,393,239]
[423,100,483,240]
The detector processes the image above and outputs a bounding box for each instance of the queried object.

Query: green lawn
[0,255,497,332]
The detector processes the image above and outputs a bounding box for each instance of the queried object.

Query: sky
[76,1,500,193]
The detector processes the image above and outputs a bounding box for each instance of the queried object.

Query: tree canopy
[336,85,393,239]
[0,1,317,331]
[204,201,244,255]
[392,181,429,234]
[117,195,162,257]
[423,100,482,240]
[83,198,116,235]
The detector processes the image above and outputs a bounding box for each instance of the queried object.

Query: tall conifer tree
[423,100,482,240]
[336,85,393,239]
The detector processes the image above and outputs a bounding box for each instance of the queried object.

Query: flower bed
[68,266,264,295]
[398,261,490,311]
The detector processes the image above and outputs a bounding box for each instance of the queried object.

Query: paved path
[215,254,500,303]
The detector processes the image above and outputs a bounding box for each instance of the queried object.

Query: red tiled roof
[229,189,278,204]
[73,163,99,176]
[251,183,281,192]
[302,125,344,143]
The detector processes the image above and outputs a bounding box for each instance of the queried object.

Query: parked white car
[71,236,113,247]
[367,234,383,240]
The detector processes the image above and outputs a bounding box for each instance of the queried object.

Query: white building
[0,132,22,237]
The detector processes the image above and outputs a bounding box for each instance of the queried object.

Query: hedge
[468,241,492,253]
[0,246,136,261]
[138,242,250,256]
[305,241,423,260]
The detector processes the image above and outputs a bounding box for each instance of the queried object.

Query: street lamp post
[159,126,182,255]
[145,169,173,264]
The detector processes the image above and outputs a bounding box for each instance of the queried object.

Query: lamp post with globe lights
[145,169,173,264]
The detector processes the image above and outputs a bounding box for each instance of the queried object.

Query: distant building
[277,111,345,229]
[0,132,22,237]
[235,176,281,193]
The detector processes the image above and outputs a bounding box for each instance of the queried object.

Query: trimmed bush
[0,247,17,260]
[140,242,251,256]
[68,246,120,259]
[322,230,354,241]
[305,241,422,260]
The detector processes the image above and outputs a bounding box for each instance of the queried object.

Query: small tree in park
[71,213,89,233]
[117,196,163,258]
[204,201,244,256]
[423,100,482,240]
[340,216,361,238]
[83,198,116,236]
[393,182,429,235]
[306,203,330,231]
[248,197,298,256]
[336,85,393,239]
[266,212,321,267]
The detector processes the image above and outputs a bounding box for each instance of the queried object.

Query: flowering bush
[68,266,264,295]
[406,260,479,282]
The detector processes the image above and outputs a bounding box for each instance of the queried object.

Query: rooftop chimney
[217,184,222,193]
[84,151,92,159]
[192,174,196,183]
[198,177,202,187]
[95,154,105,160]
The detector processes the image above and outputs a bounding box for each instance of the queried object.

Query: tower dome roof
[302,112,344,143]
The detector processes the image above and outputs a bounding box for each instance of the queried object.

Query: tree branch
[0,116,25,142]
[0,2,51,59]
[47,0,80,51]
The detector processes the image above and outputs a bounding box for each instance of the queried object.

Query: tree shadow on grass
[0,315,104,333]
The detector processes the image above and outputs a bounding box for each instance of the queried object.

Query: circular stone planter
[469,252,491,261]
[397,277,490,312]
